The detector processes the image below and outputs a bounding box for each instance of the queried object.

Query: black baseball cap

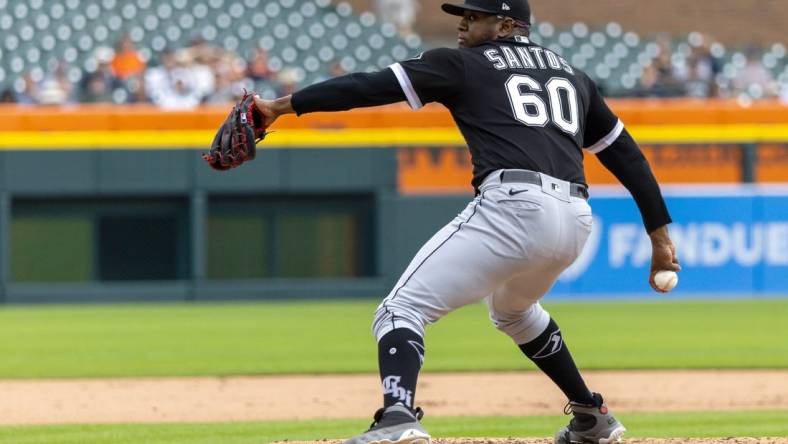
[441,0,531,24]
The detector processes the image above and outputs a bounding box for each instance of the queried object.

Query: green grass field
[1,299,786,442]
[0,299,786,378]
[2,411,787,444]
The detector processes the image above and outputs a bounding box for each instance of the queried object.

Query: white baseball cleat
[344,405,431,444]
[555,393,626,443]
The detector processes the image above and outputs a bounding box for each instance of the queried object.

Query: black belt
[500,170,589,200]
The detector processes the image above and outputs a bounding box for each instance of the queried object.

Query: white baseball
[654,270,678,292]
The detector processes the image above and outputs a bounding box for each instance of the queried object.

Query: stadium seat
[0,0,784,98]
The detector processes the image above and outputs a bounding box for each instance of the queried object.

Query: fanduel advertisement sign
[552,187,788,297]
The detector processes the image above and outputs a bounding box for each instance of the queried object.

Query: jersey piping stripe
[585,119,624,154]
[389,63,424,110]
[383,193,484,333]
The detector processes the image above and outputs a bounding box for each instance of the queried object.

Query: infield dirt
[1,370,787,425]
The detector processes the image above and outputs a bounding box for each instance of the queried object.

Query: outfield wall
[0,148,398,303]
[1,149,786,303]
[0,102,786,303]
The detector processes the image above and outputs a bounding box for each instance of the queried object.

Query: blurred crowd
[0,35,346,109]
[1,31,785,107]
[376,0,418,38]
[637,34,786,101]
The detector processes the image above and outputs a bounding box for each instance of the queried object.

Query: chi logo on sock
[382,375,413,407]
[532,329,563,359]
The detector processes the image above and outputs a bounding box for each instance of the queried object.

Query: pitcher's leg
[488,265,593,405]
[371,194,524,410]
[486,265,559,345]
[377,328,424,409]
[373,196,521,342]
[345,195,525,444]
[519,318,594,404]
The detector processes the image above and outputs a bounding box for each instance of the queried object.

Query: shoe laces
[368,407,386,429]
[367,406,425,429]
[563,393,604,415]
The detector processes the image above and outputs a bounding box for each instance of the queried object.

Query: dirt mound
[430,440,788,444]
[279,440,788,444]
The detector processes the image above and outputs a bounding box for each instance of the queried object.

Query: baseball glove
[202,91,268,170]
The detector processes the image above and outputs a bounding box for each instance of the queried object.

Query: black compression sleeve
[596,128,672,233]
[290,69,406,116]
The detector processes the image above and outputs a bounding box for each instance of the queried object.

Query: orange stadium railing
[1,99,788,130]
[1,99,787,191]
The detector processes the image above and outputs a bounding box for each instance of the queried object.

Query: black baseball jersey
[390,36,624,189]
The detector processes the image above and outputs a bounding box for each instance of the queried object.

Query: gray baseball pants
[373,169,593,345]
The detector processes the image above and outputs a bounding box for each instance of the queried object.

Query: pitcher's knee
[490,303,551,344]
[372,301,427,341]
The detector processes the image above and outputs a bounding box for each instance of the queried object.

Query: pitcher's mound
[276,439,788,444]
[430,440,788,444]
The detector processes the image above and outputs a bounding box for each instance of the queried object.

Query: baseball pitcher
[207,1,681,442]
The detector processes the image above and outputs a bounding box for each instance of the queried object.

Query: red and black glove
[202,91,268,170]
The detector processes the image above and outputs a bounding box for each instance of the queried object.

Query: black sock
[518,318,595,405]
[378,328,424,409]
